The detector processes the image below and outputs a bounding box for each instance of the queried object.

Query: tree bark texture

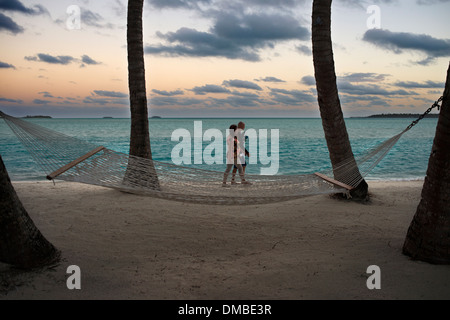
[312,0,368,199]
[0,155,60,269]
[402,64,450,264]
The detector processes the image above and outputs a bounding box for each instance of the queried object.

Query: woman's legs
[224,163,251,185]
[223,164,234,185]
[231,167,237,184]
[235,163,251,184]
[232,163,246,184]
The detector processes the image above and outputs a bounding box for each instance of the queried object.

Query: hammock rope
[0,98,442,205]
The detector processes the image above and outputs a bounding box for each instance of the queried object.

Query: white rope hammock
[0,104,438,205]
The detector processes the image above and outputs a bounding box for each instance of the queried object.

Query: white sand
[1,179,449,300]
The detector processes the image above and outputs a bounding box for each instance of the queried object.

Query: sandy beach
[1,179,449,300]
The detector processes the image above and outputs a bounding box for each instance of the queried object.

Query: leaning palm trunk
[402,64,450,264]
[0,155,60,269]
[311,0,368,199]
[126,0,159,189]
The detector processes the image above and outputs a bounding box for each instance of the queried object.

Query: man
[231,121,250,184]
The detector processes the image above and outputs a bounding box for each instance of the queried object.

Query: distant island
[150,116,162,119]
[23,115,52,119]
[103,116,113,119]
[359,113,439,119]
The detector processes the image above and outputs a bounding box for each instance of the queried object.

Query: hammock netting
[0,111,419,205]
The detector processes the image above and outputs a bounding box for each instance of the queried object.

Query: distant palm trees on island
[22,115,52,119]
[364,113,439,118]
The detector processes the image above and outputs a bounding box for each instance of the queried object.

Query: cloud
[0,1,48,35]
[337,0,399,8]
[223,79,262,91]
[79,91,130,106]
[93,90,128,98]
[146,27,260,61]
[339,73,390,82]
[112,0,126,16]
[83,97,110,105]
[300,73,424,102]
[81,9,114,29]
[301,72,391,87]
[149,0,300,11]
[55,7,114,29]
[152,89,184,96]
[296,45,312,56]
[25,54,100,67]
[25,53,75,65]
[83,96,128,105]
[33,99,51,105]
[362,29,450,65]
[340,94,391,106]
[210,95,262,108]
[228,90,273,108]
[269,88,316,105]
[0,61,15,69]
[0,0,48,15]
[146,11,309,61]
[416,0,450,4]
[0,97,22,103]
[0,0,33,13]
[394,80,444,88]
[337,81,416,96]
[212,12,309,44]
[256,76,285,83]
[150,96,204,107]
[301,75,316,86]
[191,84,231,95]
[81,55,100,65]
[38,91,54,98]
[0,12,23,34]
[149,0,211,9]
[230,91,260,99]
[244,0,299,7]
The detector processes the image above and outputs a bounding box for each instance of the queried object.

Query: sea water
[0,117,438,181]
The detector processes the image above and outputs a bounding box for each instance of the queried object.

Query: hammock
[0,100,441,205]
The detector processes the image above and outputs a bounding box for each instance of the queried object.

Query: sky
[0,0,449,118]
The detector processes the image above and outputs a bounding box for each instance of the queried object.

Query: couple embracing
[222,121,252,187]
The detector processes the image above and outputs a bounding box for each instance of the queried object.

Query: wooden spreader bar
[314,172,354,191]
[46,146,105,180]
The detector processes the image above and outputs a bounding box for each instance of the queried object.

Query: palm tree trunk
[126,0,159,189]
[402,64,450,264]
[0,155,60,269]
[312,0,368,200]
